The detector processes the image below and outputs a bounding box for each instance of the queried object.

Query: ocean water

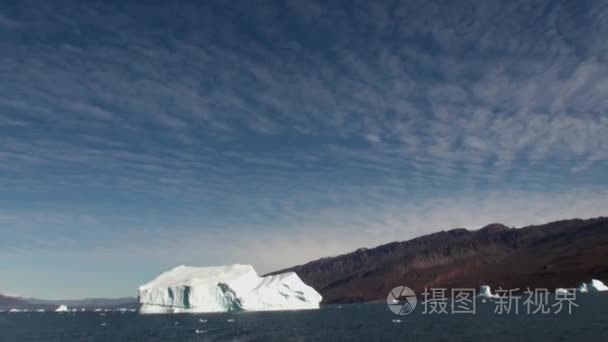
[1,294,607,341]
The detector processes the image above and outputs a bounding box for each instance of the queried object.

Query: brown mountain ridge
[269,217,608,303]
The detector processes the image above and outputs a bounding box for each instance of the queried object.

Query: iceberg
[55,305,69,312]
[138,264,322,314]
[478,285,500,299]
[578,279,608,293]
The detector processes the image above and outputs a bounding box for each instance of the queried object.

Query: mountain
[269,217,608,303]
[0,294,34,310]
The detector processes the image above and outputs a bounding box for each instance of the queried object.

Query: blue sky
[1,0,607,299]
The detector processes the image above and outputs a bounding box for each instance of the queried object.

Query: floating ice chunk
[578,283,588,293]
[588,279,608,292]
[478,285,500,299]
[578,279,608,293]
[93,308,102,312]
[9,308,22,313]
[35,309,45,312]
[555,288,570,295]
[138,264,322,314]
[55,305,69,312]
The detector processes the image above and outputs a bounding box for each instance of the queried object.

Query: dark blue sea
[2,294,607,341]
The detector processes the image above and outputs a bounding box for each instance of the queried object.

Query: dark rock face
[269,217,608,303]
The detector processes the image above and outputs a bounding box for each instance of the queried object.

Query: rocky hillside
[269,217,608,303]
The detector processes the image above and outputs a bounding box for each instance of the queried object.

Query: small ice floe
[555,288,570,295]
[100,323,107,327]
[117,308,128,313]
[578,279,608,293]
[35,309,45,313]
[81,308,86,312]
[392,319,402,323]
[93,308,102,312]
[477,285,501,299]
[9,308,23,313]
[128,309,136,312]
[55,305,69,312]
[195,329,207,334]
[174,321,179,325]
[198,319,207,323]
[227,318,235,323]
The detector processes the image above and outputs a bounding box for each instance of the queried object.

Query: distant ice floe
[138,264,322,314]
[55,305,69,312]
[578,279,608,293]
[555,288,570,295]
[9,308,23,313]
[478,285,501,299]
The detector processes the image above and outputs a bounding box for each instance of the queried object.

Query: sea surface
[1,294,607,341]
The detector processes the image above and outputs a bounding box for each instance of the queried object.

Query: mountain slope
[0,295,32,310]
[269,217,608,303]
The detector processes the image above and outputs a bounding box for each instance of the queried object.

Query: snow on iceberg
[55,305,69,312]
[477,285,500,299]
[578,279,608,293]
[138,264,322,314]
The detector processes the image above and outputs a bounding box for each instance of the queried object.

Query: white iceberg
[578,283,588,293]
[9,308,23,313]
[55,305,69,312]
[555,288,570,295]
[578,279,608,293]
[138,264,322,314]
[478,285,501,299]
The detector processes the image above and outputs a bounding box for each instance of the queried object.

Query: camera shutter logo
[387,286,417,315]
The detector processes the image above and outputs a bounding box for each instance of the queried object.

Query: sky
[1,0,607,299]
